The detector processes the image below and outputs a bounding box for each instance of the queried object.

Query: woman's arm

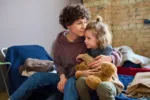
[88,49,122,68]
[54,58,67,93]
[53,41,67,93]
[110,49,122,66]
[57,74,67,93]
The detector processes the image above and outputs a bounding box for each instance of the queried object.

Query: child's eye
[87,37,91,39]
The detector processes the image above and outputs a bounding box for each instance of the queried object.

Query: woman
[9,3,122,100]
[53,3,122,100]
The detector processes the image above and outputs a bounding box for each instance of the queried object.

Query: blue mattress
[6,45,52,95]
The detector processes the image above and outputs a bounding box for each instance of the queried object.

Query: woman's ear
[67,25,70,29]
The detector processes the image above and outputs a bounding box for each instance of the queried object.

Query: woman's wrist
[60,74,66,80]
[108,56,112,62]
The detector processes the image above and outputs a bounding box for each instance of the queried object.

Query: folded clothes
[19,58,55,77]
[126,72,150,98]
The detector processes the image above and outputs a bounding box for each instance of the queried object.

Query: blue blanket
[115,74,137,100]
[6,45,52,94]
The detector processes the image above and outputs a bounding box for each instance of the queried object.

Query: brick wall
[83,0,150,57]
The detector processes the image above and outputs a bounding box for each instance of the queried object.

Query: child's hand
[88,55,112,68]
[82,69,98,77]
[76,54,84,62]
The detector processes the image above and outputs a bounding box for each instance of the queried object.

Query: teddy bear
[75,53,117,90]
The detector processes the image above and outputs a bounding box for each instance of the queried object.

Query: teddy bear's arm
[75,71,83,79]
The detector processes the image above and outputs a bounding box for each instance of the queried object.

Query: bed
[2,45,150,100]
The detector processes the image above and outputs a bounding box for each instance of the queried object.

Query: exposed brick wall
[83,0,150,57]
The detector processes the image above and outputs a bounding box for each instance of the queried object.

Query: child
[76,16,112,61]
[76,16,124,100]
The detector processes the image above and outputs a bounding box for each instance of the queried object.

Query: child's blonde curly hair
[85,16,112,49]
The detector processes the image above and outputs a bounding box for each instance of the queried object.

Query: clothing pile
[114,46,150,68]
[19,58,55,77]
[126,72,150,98]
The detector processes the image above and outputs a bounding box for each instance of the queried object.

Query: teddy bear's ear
[101,62,117,77]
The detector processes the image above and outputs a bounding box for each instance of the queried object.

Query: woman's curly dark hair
[59,3,91,29]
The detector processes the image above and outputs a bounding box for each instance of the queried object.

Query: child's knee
[98,82,112,89]
[76,77,87,89]
[96,82,117,98]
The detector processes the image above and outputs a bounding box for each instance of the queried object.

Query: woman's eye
[77,23,81,25]
[84,22,87,24]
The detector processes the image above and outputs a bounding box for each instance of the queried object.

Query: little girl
[76,16,124,100]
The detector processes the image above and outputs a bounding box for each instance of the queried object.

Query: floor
[0,91,8,100]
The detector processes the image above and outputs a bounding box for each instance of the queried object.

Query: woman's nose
[82,23,86,29]
[84,39,87,43]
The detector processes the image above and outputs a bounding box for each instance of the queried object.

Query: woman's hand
[57,74,67,93]
[88,55,112,69]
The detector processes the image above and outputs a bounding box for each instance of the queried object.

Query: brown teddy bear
[75,53,117,90]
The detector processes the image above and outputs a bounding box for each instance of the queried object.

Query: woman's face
[67,18,88,37]
[84,30,98,49]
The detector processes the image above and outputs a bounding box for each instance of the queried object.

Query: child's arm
[75,69,98,78]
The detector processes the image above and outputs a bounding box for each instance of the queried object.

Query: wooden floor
[0,91,8,100]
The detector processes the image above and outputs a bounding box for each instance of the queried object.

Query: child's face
[84,30,98,49]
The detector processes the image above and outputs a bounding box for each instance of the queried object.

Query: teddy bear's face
[75,53,95,71]
[75,61,90,71]
[80,53,95,65]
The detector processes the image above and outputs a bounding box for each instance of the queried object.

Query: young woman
[9,4,122,100]
[76,16,124,100]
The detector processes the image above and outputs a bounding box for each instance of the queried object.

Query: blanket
[114,46,150,68]
[126,72,150,98]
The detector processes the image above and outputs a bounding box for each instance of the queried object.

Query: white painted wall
[0,0,81,91]
[0,0,81,54]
